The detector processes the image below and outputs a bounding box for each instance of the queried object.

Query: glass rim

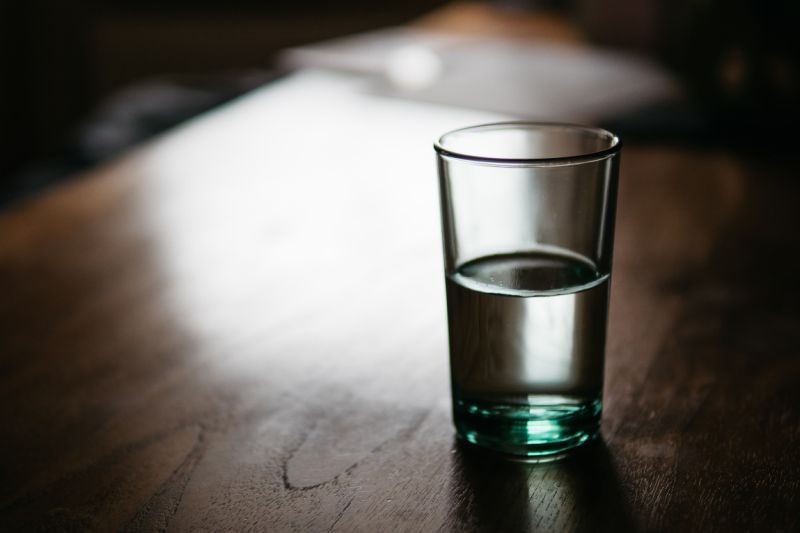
[434,121,621,166]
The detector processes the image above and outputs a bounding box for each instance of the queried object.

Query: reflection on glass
[437,122,620,457]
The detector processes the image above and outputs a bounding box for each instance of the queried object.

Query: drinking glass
[435,122,621,458]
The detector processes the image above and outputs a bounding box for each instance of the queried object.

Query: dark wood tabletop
[1,69,799,532]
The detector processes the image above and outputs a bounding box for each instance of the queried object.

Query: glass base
[453,396,601,459]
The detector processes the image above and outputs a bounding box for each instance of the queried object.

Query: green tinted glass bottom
[453,396,602,459]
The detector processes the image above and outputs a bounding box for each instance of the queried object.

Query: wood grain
[1,71,798,532]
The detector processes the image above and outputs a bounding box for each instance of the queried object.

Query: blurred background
[1,0,798,207]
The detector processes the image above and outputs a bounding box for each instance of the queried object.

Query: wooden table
[1,69,798,532]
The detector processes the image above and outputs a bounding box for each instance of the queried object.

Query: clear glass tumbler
[435,122,621,458]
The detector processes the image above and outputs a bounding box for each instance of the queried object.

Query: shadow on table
[448,438,635,532]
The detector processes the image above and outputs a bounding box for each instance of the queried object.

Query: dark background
[1,0,798,205]
[0,0,446,203]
